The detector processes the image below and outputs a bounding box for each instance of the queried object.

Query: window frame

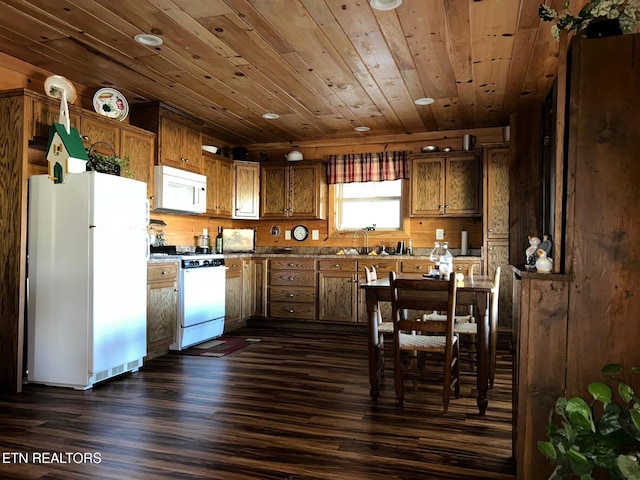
[327,179,410,239]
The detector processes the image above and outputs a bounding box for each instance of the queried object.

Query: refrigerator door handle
[144,200,150,226]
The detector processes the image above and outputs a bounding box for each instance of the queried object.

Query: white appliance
[168,254,226,350]
[153,165,206,214]
[27,172,149,390]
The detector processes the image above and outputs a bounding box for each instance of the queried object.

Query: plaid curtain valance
[326,151,408,184]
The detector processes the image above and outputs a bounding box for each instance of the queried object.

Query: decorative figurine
[525,236,541,270]
[539,234,553,258]
[535,249,553,273]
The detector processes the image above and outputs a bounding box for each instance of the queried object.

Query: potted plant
[85,142,133,178]
[537,363,640,479]
[539,0,640,40]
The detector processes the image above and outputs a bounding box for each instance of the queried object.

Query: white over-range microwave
[153,165,207,214]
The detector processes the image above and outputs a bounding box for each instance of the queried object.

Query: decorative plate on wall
[93,88,129,121]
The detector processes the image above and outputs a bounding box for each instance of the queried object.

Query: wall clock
[292,224,309,241]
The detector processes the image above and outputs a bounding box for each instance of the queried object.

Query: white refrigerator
[27,171,148,389]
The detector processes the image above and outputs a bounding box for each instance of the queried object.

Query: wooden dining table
[360,273,494,415]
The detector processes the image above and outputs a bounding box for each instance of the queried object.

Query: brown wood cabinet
[81,116,120,155]
[121,128,155,201]
[261,162,327,219]
[317,259,358,323]
[30,95,80,143]
[146,262,178,360]
[204,152,233,217]
[410,152,481,217]
[268,258,316,319]
[483,143,512,329]
[233,160,260,219]
[129,102,203,174]
[225,258,245,331]
[241,257,267,319]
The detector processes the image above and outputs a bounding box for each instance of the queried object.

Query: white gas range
[151,248,226,350]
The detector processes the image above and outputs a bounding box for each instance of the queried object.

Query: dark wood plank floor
[0,327,515,480]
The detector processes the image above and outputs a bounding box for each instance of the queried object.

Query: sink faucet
[352,229,369,254]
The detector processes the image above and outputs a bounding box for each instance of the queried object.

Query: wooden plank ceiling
[0,0,584,146]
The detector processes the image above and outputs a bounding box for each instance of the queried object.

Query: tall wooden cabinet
[483,143,512,329]
[0,89,154,392]
[512,34,640,480]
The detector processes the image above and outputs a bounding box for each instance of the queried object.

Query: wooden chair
[389,271,460,412]
[364,266,393,378]
[423,266,501,387]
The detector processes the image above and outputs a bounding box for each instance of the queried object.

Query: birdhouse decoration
[46,123,88,184]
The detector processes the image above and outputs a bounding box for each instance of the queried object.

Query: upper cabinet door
[410,153,481,217]
[485,146,510,239]
[261,165,290,218]
[444,154,480,216]
[233,161,260,219]
[411,157,445,216]
[260,162,326,219]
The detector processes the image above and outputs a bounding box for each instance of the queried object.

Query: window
[335,179,403,230]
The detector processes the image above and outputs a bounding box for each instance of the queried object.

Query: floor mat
[172,337,261,357]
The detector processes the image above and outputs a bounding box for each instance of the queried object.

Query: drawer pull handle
[161,270,167,275]
[288,309,294,313]
[287,293,295,297]
[416,266,422,270]
[333,264,340,267]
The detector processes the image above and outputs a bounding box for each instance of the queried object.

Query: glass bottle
[429,241,442,276]
[215,226,223,254]
[439,242,453,280]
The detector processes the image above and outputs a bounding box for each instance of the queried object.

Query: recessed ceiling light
[262,113,280,120]
[134,34,163,47]
[354,126,370,132]
[415,97,435,106]
[370,0,402,11]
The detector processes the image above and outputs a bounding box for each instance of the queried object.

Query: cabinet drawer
[452,261,482,276]
[400,260,434,273]
[358,259,398,275]
[318,259,357,271]
[269,258,315,271]
[270,286,315,303]
[147,262,178,282]
[269,270,316,287]
[269,301,316,320]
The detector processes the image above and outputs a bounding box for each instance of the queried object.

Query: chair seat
[378,321,394,334]
[423,312,473,323]
[399,332,458,351]
[454,322,478,334]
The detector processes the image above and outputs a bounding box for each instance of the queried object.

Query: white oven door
[180,267,226,327]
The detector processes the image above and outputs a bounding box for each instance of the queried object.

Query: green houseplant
[539,0,640,40]
[538,364,640,479]
[85,142,133,178]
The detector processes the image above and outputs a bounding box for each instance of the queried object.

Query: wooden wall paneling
[0,93,28,392]
[514,273,569,480]
[565,34,640,396]
[509,105,543,266]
